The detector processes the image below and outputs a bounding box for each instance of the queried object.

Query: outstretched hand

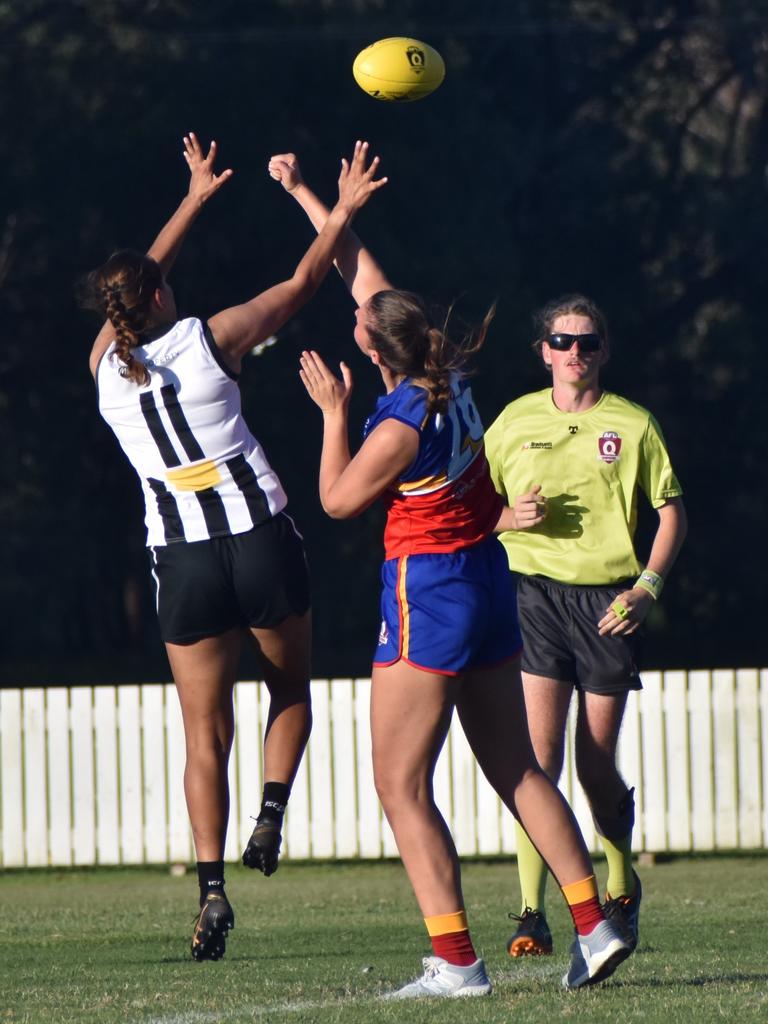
[300,350,353,415]
[183,132,233,205]
[268,152,304,193]
[336,140,388,214]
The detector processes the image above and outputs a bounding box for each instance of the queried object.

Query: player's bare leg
[576,690,640,946]
[503,673,573,953]
[459,658,630,987]
[242,611,312,875]
[458,658,593,888]
[251,610,312,782]
[371,661,461,915]
[575,690,628,820]
[168,630,242,860]
[520,673,573,781]
[167,629,242,959]
[371,660,492,998]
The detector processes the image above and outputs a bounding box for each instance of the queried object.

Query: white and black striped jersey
[97,317,287,547]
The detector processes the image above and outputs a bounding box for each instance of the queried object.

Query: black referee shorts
[148,512,310,645]
[516,574,642,695]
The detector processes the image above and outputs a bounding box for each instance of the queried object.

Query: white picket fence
[0,668,766,867]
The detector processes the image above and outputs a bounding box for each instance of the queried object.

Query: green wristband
[635,569,663,600]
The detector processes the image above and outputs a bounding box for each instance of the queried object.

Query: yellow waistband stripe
[166,459,222,492]
[561,875,598,906]
[424,910,469,937]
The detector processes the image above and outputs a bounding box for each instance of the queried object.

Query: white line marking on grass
[144,964,565,1023]
[142,962,564,1024]
[145,993,377,1024]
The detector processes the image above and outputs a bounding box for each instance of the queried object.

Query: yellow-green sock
[594,787,636,898]
[514,820,548,913]
[602,832,634,898]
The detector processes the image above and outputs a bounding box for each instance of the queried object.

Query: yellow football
[352,37,445,102]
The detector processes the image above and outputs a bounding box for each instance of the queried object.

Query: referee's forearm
[645,498,687,579]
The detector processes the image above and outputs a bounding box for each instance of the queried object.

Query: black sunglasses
[546,332,602,352]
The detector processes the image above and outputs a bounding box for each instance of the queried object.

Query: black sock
[259,782,291,826]
[197,860,225,905]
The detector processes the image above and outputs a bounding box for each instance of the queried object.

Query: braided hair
[365,290,495,415]
[80,250,163,385]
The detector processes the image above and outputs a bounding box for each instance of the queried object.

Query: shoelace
[604,893,633,911]
[421,957,440,979]
[508,906,538,923]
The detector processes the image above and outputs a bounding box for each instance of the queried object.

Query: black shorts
[148,512,310,644]
[516,575,642,695]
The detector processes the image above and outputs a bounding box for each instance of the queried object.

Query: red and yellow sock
[561,875,604,936]
[424,910,477,966]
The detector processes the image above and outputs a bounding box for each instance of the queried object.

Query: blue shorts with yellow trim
[373,535,522,676]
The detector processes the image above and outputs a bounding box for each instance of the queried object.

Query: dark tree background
[1,0,766,685]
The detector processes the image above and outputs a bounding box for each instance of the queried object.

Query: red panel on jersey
[381,452,503,559]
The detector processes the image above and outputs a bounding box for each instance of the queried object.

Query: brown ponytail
[366,290,496,415]
[79,250,163,385]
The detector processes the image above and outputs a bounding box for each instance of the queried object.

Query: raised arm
[298,349,417,518]
[208,142,387,374]
[151,134,234,274]
[268,147,392,306]
[88,133,233,377]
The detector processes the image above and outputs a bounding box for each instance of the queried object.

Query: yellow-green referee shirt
[484,389,683,585]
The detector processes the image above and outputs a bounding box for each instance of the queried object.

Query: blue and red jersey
[363,375,503,559]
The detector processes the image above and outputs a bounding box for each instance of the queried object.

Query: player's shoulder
[384,379,429,421]
[141,316,202,354]
[178,315,203,334]
[163,316,203,344]
[365,379,428,437]
[138,317,206,370]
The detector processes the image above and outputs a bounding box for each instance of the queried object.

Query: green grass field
[1,856,766,1023]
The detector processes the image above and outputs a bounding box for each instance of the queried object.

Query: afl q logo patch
[406,46,426,73]
[598,431,622,463]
